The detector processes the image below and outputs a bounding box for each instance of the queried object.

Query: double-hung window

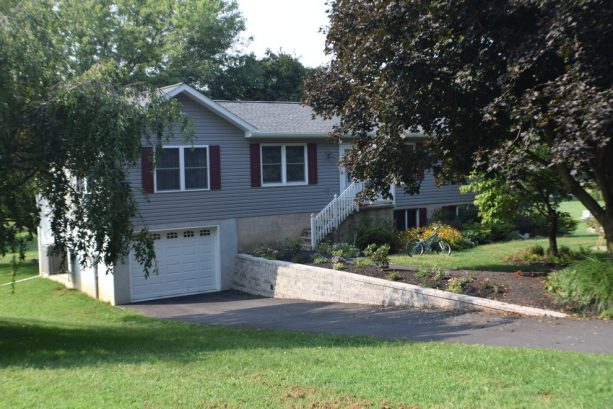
[155,146,209,192]
[261,144,306,185]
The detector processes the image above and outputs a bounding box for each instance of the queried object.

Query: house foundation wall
[236,212,311,251]
[328,205,394,244]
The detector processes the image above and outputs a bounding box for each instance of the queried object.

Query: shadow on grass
[0,292,518,369]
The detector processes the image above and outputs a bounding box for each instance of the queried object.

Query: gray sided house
[38,83,473,305]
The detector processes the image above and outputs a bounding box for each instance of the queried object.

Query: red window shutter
[210,145,221,190]
[141,147,154,193]
[250,143,261,187]
[416,169,425,181]
[307,143,318,185]
[419,207,428,227]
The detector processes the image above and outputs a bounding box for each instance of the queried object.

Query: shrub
[546,257,613,317]
[513,212,577,237]
[278,238,303,260]
[331,243,360,259]
[458,204,479,224]
[315,242,359,259]
[253,238,303,261]
[502,245,590,266]
[355,220,395,249]
[252,246,280,260]
[414,268,431,279]
[461,220,521,243]
[530,244,545,257]
[353,257,373,267]
[396,223,470,251]
[386,271,401,281]
[330,255,346,270]
[363,243,390,269]
[461,222,491,245]
[486,220,522,242]
[312,255,328,265]
[447,274,473,293]
[431,266,451,281]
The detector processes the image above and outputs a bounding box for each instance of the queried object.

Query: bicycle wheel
[406,239,424,256]
[438,240,452,255]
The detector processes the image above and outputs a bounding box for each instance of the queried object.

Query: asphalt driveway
[126,290,613,354]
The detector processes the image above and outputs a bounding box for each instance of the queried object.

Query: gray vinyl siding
[394,172,474,208]
[131,95,341,226]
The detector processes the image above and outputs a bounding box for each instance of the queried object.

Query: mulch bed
[310,260,568,313]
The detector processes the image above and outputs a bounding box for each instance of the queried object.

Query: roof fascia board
[248,131,331,139]
[164,84,259,134]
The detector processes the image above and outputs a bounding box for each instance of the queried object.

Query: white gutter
[247,131,331,139]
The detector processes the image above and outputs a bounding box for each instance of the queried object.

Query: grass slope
[0,235,39,284]
[1,279,612,409]
[391,200,601,272]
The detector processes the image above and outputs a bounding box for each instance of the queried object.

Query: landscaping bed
[312,261,564,312]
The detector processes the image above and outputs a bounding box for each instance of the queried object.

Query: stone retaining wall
[233,254,566,317]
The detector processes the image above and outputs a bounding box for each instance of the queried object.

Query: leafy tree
[304,0,613,252]
[209,50,312,101]
[47,0,244,87]
[0,0,243,275]
[462,169,571,255]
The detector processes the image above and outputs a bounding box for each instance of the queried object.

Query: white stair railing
[310,181,364,249]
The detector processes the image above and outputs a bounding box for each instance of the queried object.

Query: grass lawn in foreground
[0,234,39,284]
[1,278,612,409]
[390,199,602,272]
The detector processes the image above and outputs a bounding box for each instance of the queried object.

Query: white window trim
[260,143,308,187]
[153,145,211,193]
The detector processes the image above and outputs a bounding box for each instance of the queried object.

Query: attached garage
[130,227,220,302]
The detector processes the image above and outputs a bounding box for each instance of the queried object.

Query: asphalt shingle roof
[216,101,339,134]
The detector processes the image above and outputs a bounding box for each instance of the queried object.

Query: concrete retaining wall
[233,254,566,317]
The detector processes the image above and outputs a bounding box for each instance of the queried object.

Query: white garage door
[130,227,219,302]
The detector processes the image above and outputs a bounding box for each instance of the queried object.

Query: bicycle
[405,227,451,256]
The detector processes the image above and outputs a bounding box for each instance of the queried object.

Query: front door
[339,143,353,192]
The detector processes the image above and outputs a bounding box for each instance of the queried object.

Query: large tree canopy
[0,0,243,274]
[304,0,613,251]
[208,50,312,101]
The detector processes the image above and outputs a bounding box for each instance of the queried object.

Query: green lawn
[1,278,613,408]
[391,200,602,272]
[0,234,39,284]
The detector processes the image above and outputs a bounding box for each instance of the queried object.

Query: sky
[235,0,330,68]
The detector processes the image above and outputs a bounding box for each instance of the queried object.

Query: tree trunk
[547,211,559,256]
[604,221,613,253]
[553,162,612,254]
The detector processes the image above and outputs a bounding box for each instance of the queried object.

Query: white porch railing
[310,181,365,249]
